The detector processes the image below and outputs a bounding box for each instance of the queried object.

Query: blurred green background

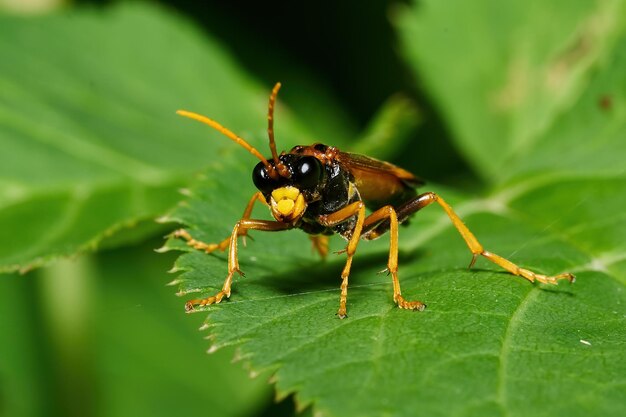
[1,0,625,416]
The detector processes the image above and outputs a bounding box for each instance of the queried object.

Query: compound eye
[294,156,322,189]
[252,162,275,193]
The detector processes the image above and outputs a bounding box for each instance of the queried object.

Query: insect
[173,83,574,318]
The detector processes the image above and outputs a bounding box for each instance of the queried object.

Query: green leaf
[0,3,323,273]
[395,0,626,182]
[500,35,626,184]
[0,274,46,417]
[350,94,421,160]
[167,6,626,417]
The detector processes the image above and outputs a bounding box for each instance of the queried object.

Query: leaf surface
[168,3,626,417]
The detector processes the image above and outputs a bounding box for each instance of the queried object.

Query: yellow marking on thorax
[348,182,357,199]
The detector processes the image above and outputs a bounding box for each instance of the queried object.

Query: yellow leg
[184,219,291,311]
[414,192,575,284]
[173,229,230,253]
[309,235,329,259]
[319,202,366,318]
[363,206,426,311]
[172,192,268,253]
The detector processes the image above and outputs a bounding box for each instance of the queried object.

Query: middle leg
[362,206,426,311]
[309,235,330,259]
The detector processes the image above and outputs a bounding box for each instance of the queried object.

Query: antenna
[176,110,277,178]
[267,82,290,177]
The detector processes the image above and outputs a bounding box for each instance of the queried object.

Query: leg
[318,202,366,318]
[309,235,330,259]
[185,219,291,311]
[173,192,268,253]
[362,206,426,311]
[389,192,575,285]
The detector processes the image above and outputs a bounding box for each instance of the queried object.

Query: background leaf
[396,0,626,182]
[0,3,345,273]
[168,2,626,417]
[0,240,271,417]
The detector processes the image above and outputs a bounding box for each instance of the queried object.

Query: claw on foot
[513,260,576,285]
[395,295,426,312]
[172,228,229,253]
[532,271,576,285]
[480,251,575,286]
[184,290,228,312]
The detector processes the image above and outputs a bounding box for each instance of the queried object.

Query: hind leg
[367,192,575,285]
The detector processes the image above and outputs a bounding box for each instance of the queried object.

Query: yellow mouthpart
[271,186,300,201]
[276,199,295,215]
[270,186,306,222]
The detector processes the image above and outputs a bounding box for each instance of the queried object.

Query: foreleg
[185,219,291,311]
